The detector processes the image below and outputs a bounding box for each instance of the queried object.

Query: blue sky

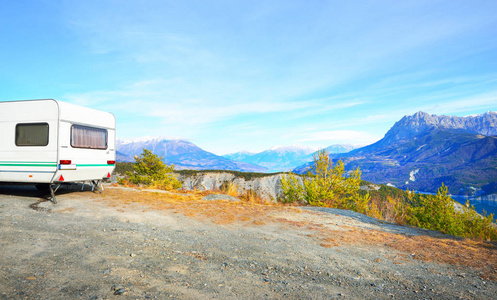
[1,0,496,154]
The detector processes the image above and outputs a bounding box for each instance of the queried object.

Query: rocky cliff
[383,111,497,144]
[178,172,285,201]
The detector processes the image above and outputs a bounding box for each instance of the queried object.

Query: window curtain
[71,125,107,149]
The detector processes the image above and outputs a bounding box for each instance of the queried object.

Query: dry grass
[270,213,497,281]
[304,225,497,281]
[220,181,240,197]
[99,188,295,226]
[98,187,497,281]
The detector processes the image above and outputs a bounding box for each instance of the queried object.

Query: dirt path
[0,185,496,299]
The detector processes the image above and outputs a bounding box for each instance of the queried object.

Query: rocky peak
[383,111,497,143]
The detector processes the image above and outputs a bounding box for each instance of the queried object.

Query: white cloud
[55,0,497,154]
[64,78,368,128]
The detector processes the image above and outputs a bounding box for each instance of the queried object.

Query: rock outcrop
[383,111,497,144]
[178,172,285,202]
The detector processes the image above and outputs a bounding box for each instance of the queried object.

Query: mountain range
[116,138,267,172]
[116,138,357,173]
[115,111,496,196]
[295,111,497,196]
[223,145,357,172]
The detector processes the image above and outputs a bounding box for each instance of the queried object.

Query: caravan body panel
[0,99,115,184]
[0,100,59,183]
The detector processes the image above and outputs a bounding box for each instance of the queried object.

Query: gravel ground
[0,185,496,299]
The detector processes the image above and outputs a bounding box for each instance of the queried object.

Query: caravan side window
[71,125,108,149]
[16,123,49,146]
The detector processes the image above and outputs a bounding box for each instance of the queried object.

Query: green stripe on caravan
[0,162,57,167]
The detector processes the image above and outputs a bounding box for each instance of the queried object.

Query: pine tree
[127,149,181,190]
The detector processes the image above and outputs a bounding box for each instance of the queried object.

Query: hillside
[346,129,497,194]
[295,111,497,196]
[1,186,496,299]
[367,111,497,151]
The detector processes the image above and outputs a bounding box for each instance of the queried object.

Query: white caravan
[0,99,116,202]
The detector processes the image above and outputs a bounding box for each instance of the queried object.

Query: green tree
[126,149,181,190]
[407,183,462,235]
[280,172,304,203]
[281,152,497,241]
[281,150,369,213]
[459,202,497,240]
[407,183,497,240]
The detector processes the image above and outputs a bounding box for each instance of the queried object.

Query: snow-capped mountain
[324,144,358,154]
[220,150,256,163]
[224,145,356,172]
[116,137,358,173]
[116,137,267,172]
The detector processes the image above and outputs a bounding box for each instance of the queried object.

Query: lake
[414,191,497,220]
[451,196,497,218]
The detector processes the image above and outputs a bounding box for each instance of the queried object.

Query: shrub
[176,169,282,181]
[383,195,408,224]
[281,149,370,212]
[407,184,463,236]
[459,202,497,240]
[280,173,305,203]
[126,149,181,190]
[114,162,134,175]
[241,190,268,204]
[407,183,497,240]
[220,181,240,197]
[281,151,497,241]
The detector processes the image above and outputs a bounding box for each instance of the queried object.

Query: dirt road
[0,185,496,299]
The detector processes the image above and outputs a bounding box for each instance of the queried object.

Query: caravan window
[71,125,108,149]
[16,123,49,146]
